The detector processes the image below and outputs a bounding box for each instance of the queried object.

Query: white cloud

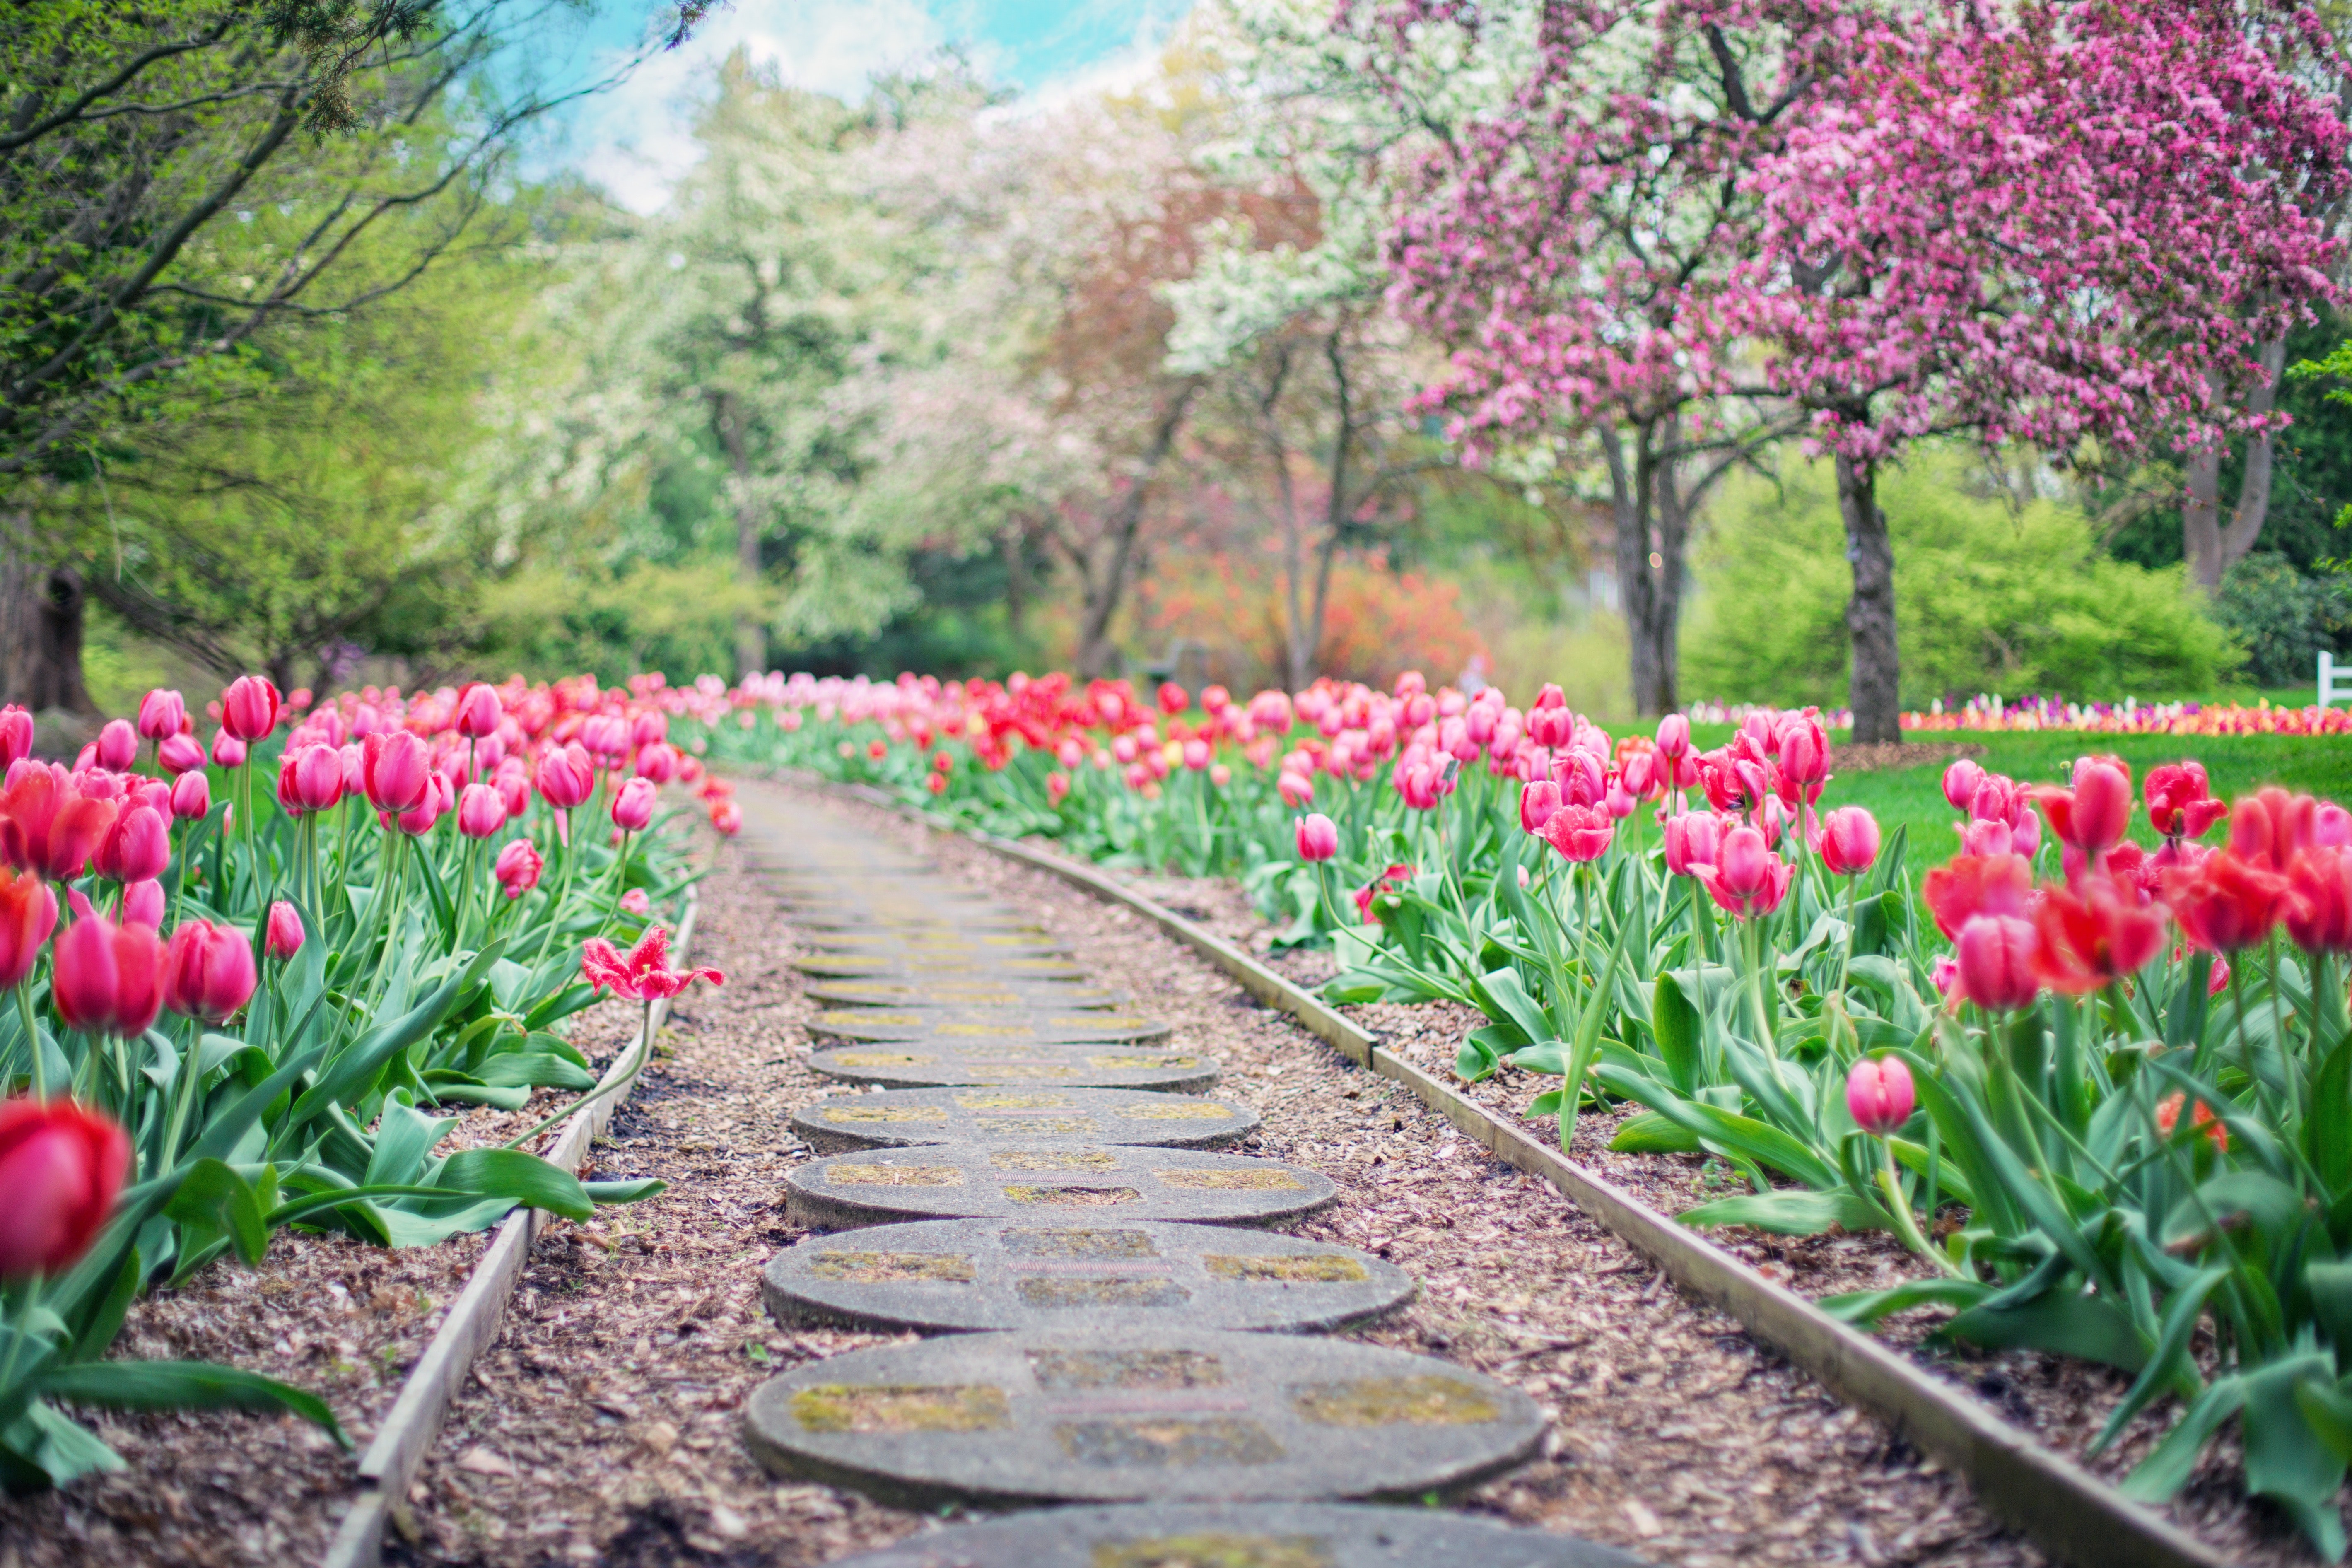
[569,0,951,213]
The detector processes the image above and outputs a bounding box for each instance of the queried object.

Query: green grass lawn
[1684,725,2352,880]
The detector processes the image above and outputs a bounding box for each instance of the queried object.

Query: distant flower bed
[1682,696,2352,736]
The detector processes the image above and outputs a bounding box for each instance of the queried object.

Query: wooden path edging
[318,888,700,1568]
[824,779,2227,1568]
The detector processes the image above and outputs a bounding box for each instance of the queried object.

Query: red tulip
[0,707,32,768]
[0,764,119,880]
[2145,761,2226,840]
[2286,849,2352,954]
[707,799,741,837]
[493,838,543,900]
[2156,1092,2228,1154]
[1956,915,2039,1011]
[535,743,595,811]
[361,731,429,813]
[0,1098,129,1279]
[2163,853,2289,953]
[1920,853,2033,941]
[162,919,256,1025]
[2031,877,2167,993]
[220,675,281,743]
[1941,758,1985,812]
[169,770,210,823]
[580,925,723,1001]
[51,913,164,1037]
[456,783,506,840]
[1519,779,1562,834]
[2035,758,2131,859]
[1295,813,1338,862]
[266,900,305,960]
[0,867,58,989]
[1818,806,1881,876]
[94,805,169,884]
[454,682,502,739]
[1541,803,1614,863]
[610,777,656,832]
[1845,1056,1915,1136]
[94,719,136,772]
[1156,682,1190,716]
[2230,786,2318,871]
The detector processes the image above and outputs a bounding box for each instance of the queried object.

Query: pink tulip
[1541,803,1614,863]
[220,676,280,743]
[94,719,137,772]
[1276,770,1313,807]
[630,710,668,747]
[1818,806,1881,876]
[94,806,169,884]
[1962,818,2014,857]
[162,919,256,1025]
[1295,813,1339,862]
[135,689,186,742]
[535,743,595,811]
[209,729,246,770]
[619,888,651,915]
[1775,714,1829,803]
[495,762,530,819]
[51,913,164,1037]
[169,770,210,823]
[494,838,543,899]
[1655,712,1691,763]
[1519,779,1562,834]
[120,879,164,929]
[454,682,502,739]
[0,868,58,990]
[266,900,304,960]
[277,743,343,815]
[395,771,453,835]
[0,765,119,880]
[0,1098,130,1280]
[1957,915,2040,1011]
[456,783,506,840]
[361,731,429,813]
[1182,738,1211,771]
[634,742,678,784]
[1662,811,1725,878]
[708,799,741,836]
[1845,1056,1915,1136]
[610,777,656,832]
[1942,758,1985,812]
[155,732,204,776]
[1696,825,1792,918]
[0,707,32,768]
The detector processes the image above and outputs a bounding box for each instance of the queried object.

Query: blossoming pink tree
[1736,0,2345,740]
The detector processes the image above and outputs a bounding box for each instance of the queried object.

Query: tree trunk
[1838,453,1901,743]
[1650,437,1689,716]
[2184,335,2288,593]
[1600,423,1678,716]
[1073,384,1197,682]
[712,392,766,680]
[0,534,94,716]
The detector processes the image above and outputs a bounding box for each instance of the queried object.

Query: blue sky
[537,0,1185,211]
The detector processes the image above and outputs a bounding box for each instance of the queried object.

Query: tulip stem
[1877,1138,1959,1276]
[502,996,655,1151]
[17,981,44,1101]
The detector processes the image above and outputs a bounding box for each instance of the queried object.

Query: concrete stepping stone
[763,1218,1411,1334]
[808,1045,1218,1094]
[807,979,1124,1010]
[791,1087,1257,1152]
[740,1326,1544,1508]
[792,953,1090,981]
[814,1501,1648,1567]
[808,1008,1170,1046]
[783,1144,1334,1230]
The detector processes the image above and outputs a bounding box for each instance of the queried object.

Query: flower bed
[688,668,2352,1560]
[0,673,733,1492]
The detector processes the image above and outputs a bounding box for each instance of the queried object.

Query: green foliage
[2211,551,2352,687]
[1683,450,2239,707]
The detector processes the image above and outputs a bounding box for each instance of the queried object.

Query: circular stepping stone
[808,1045,1217,1094]
[810,932,1071,954]
[790,1088,1256,1151]
[809,1008,1169,1046]
[807,979,1123,1010]
[763,1218,1409,1334]
[815,1502,1648,1567]
[783,1145,1333,1230]
[793,954,1089,981]
[741,1326,1544,1508]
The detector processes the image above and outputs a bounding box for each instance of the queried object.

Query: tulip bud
[52,913,164,1037]
[0,868,58,989]
[1941,758,1985,813]
[169,770,210,823]
[456,782,506,840]
[94,805,169,885]
[266,900,305,960]
[1295,813,1339,863]
[1655,712,1691,762]
[1956,915,2040,1011]
[610,777,657,833]
[0,1098,131,1280]
[1845,1056,1915,1136]
[163,918,257,1025]
[220,675,281,743]
[121,878,164,929]
[0,707,32,769]
[2067,759,2132,855]
[493,838,543,900]
[135,688,187,742]
[94,719,137,772]
[454,682,502,739]
[210,729,246,770]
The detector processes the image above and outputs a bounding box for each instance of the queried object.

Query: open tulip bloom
[0,675,702,1488]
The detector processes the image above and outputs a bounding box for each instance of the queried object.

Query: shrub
[1681,450,2240,707]
[2210,551,2350,687]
